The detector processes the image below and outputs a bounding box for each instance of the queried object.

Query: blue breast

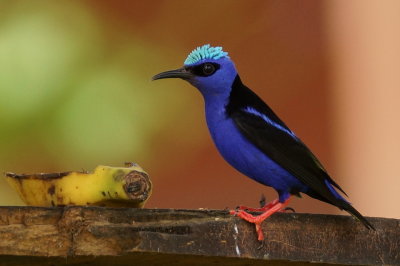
[204,100,309,201]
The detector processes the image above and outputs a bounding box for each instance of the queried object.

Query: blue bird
[153,44,374,240]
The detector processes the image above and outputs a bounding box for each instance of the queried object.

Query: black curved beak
[152,67,193,81]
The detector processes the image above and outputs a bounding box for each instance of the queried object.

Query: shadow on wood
[0,206,398,265]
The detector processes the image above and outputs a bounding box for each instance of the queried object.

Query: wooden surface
[0,206,398,265]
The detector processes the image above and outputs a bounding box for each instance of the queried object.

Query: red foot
[230,198,290,241]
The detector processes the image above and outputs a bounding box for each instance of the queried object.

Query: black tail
[340,200,375,230]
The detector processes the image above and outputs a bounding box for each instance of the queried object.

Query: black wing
[231,108,344,205]
[226,75,345,204]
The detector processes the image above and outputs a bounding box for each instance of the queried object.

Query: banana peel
[4,162,152,208]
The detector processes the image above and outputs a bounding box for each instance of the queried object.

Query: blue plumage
[205,106,306,203]
[153,44,374,234]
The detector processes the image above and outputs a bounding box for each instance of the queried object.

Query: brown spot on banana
[47,185,55,195]
[112,169,126,182]
[124,162,137,167]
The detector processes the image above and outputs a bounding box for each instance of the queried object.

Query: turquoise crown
[184,44,229,65]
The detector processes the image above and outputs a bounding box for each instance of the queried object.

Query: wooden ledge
[0,206,398,265]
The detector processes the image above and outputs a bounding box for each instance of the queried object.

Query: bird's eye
[189,63,220,77]
[202,63,216,76]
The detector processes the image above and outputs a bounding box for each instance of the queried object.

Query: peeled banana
[5,163,152,208]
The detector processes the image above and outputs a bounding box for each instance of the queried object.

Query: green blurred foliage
[0,1,204,205]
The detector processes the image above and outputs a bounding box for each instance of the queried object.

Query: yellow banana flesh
[5,163,152,208]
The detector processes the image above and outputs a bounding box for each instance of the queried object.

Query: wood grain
[0,207,398,265]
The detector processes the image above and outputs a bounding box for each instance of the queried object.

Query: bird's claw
[283,207,296,213]
[234,205,246,212]
[259,193,266,208]
[257,239,266,249]
[230,209,238,216]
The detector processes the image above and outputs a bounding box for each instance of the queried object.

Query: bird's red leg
[230,198,290,241]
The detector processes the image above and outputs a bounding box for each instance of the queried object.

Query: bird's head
[152,44,237,98]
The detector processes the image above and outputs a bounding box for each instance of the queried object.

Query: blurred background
[0,0,399,218]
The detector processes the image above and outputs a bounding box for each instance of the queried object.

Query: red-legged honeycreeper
[152,44,374,241]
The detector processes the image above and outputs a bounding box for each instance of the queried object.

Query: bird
[152,44,374,241]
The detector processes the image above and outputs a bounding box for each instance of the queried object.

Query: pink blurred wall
[325,1,400,218]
